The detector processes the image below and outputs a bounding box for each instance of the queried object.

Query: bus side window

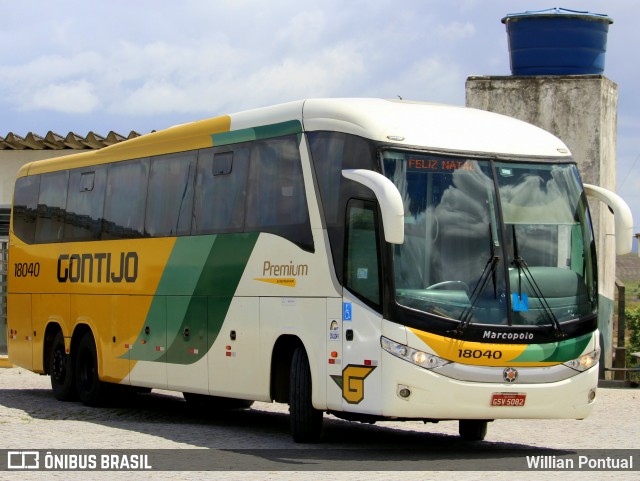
[193,146,249,234]
[35,171,70,244]
[12,175,41,244]
[344,199,381,307]
[145,151,196,237]
[64,168,107,242]
[102,159,149,239]
[246,136,313,251]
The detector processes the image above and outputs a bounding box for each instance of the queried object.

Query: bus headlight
[563,347,601,372]
[381,336,450,370]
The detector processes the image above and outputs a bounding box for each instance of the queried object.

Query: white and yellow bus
[7,98,633,442]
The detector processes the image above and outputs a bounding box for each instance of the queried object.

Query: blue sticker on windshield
[512,293,529,312]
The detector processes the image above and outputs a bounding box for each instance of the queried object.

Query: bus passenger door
[325,297,344,411]
[335,200,383,415]
[339,295,383,415]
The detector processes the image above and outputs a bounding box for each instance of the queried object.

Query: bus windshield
[382,151,596,327]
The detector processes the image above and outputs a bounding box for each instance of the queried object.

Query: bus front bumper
[380,351,598,421]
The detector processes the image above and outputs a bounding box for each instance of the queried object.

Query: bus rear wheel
[289,347,323,443]
[75,332,109,406]
[49,331,77,401]
[458,420,488,441]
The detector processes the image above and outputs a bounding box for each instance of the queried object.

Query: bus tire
[49,331,77,401]
[289,347,323,443]
[458,419,488,441]
[75,332,109,406]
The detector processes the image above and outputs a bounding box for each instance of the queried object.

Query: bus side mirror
[584,184,634,255]
[342,169,404,244]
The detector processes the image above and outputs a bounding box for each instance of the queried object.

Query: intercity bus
[7,98,633,442]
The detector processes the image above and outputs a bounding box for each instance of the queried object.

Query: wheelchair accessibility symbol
[343,302,352,321]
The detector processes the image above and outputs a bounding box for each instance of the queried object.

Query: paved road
[0,366,638,480]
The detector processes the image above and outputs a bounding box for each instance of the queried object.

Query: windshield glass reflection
[382,152,596,328]
[497,163,596,325]
[383,152,508,324]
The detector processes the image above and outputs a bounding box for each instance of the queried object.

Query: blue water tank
[502,8,613,76]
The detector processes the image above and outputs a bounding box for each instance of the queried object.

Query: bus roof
[301,98,571,158]
[18,98,571,177]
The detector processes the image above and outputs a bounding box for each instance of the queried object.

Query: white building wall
[0,150,75,206]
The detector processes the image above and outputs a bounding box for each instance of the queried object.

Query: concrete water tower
[465,8,618,375]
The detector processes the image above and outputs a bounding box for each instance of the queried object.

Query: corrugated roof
[0,131,141,150]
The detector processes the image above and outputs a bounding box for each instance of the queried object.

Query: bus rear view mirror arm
[342,169,405,244]
[584,184,634,255]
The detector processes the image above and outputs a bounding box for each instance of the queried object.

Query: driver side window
[344,199,381,307]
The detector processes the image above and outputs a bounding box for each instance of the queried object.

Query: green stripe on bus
[211,120,302,146]
[128,233,259,364]
[165,232,259,364]
[512,333,592,363]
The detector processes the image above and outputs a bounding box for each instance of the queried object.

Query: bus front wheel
[49,331,77,401]
[289,347,323,443]
[75,332,109,406]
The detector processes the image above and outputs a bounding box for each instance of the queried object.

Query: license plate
[491,392,526,406]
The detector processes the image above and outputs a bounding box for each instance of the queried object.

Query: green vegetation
[620,279,640,310]
[623,307,640,384]
[625,307,640,365]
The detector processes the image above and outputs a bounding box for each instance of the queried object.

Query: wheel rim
[51,348,66,383]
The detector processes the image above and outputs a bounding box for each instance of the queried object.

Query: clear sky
[1,0,638,235]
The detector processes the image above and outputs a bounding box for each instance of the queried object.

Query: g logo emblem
[331,364,376,404]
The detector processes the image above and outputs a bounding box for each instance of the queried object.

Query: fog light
[588,388,596,403]
[398,386,411,398]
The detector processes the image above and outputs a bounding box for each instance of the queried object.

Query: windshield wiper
[511,226,566,339]
[450,224,499,338]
